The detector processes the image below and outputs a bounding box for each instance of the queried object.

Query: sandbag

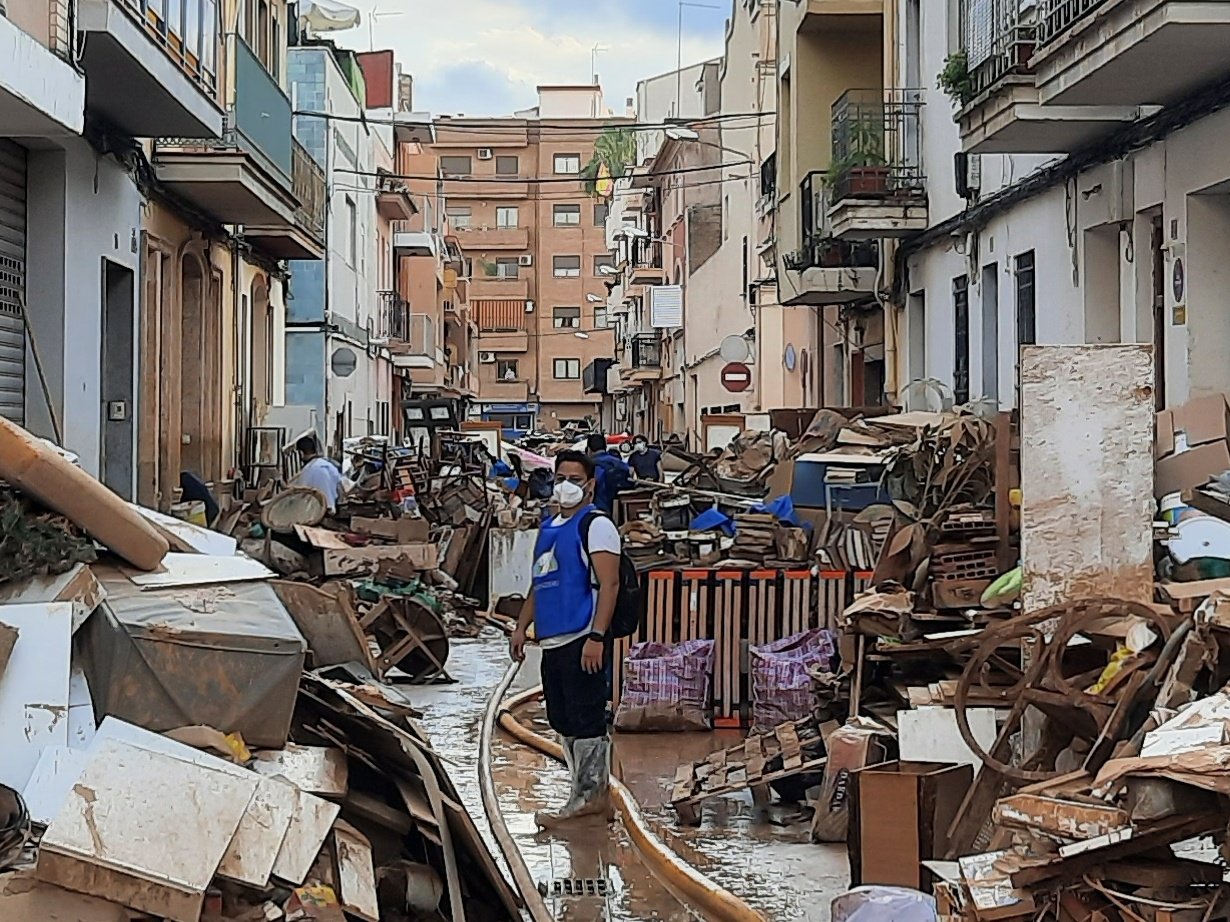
[0,417,168,570]
[749,629,836,732]
[614,639,715,732]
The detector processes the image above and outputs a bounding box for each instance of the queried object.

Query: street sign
[720,362,752,393]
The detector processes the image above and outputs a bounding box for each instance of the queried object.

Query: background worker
[627,434,663,482]
[585,432,631,515]
[510,450,621,827]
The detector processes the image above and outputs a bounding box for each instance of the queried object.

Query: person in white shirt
[294,435,346,512]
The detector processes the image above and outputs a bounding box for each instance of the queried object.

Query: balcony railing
[378,290,411,342]
[784,172,881,272]
[405,314,437,358]
[962,0,1039,97]
[475,299,528,333]
[1037,0,1111,45]
[630,239,664,271]
[293,140,325,240]
[116,0,219,97]
[630,333,662,370]
[829,88,924,203]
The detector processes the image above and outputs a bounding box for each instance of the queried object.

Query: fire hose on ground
[480,661,768,922]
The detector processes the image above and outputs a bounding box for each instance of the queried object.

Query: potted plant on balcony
[938,51,976,107]
[827,117,890,198]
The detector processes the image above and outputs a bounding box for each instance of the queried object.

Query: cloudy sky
[335,0,730,116]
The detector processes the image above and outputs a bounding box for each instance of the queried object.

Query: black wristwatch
[587,631,607,643]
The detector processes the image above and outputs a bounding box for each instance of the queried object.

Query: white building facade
[898,0,1230,412]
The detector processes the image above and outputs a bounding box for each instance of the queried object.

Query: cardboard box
[349,516,430,544]
[848,761,973,891]
[1172,394,1230,449]
[322,543,439,577]
[1155,440,1230,498]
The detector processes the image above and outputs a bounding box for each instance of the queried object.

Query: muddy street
[408,634,849,921]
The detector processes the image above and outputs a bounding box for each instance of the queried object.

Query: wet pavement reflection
[408,635,849,921]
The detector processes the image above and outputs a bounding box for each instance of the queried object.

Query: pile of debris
[0,416,520,921]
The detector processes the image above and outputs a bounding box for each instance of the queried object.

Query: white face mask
[635,442,648,454]
[553,480,586,508]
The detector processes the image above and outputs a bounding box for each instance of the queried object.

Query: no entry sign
[721,362,752,393]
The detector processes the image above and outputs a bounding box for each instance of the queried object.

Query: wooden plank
[1020,345,1154,612]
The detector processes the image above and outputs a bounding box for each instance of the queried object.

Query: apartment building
[431,86,626,437]
[897,0,1230,413]
[1,0,325,508]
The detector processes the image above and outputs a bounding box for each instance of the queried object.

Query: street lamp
[614,225,650,240]
[574,331,591,340]
[586,294,604,303]
[598,266,619,277]
[665,124,748,159]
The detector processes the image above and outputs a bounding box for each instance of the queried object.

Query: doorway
[101,259,135,499]
[981,263,999,403]
[1151,216,1166,409]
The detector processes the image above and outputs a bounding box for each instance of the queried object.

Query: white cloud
[334,0,726,116]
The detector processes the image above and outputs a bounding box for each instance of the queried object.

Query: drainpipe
[231,238,245,478]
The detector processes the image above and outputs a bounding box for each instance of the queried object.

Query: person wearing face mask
[509,449,622,827]
[626,435,662,482]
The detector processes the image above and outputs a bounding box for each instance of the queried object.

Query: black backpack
[580,510,643,639]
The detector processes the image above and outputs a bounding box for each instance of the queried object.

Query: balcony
[0,13,85,138]
[456,226,530,250]
[480,378,531,402]
[801,0,883,30]
[1033,0,1230,109]
[826,89,927,240]
[475,298,530,352]
[621,333,663,384]
[781,172,879,306]
[629,240,667,285]
[377,174,417,222]
[390,314,443,370]
[247,141,326,258]
[391,220,439,257]
[470,273,529,300]
[440,177,530,199]
[955,0,1140,153]
[78,0,224,138]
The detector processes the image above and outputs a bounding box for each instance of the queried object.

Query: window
[553,255,581,278]
[593,254,615,276]
[447,206,472,230]
[953,275,970,406]
[554,358,581,379]
[496,155,519,175]
[594,202,610,226]
[554,153,582,175]
[346,196,357,266]
[494,257,520,279]
[594,307,608,328]
[462,257,474,278]
[1015,251,1036,346]
[496,206,519,229]
[496,359,519,380]
[201,0,217,76]
[553,306,580,329]
[440,156,472,177]
[553,204,581,227]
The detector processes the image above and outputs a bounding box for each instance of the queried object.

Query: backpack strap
[579,509,607,590]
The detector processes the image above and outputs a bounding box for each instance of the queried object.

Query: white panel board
[488,528,538,603]
[898,707,998,768]
[0,602,72,790]
[1020,345,1155,612]
[127,553,274,589]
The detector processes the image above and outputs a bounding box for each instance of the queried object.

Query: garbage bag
[614,639,716,732]
[831,886,937,922]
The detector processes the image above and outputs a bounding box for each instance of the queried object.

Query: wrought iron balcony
[630,333,662,370]
[1037,0,1110,45]
[292,140,326,242]
[828,88,924,204]
[961,0,1040,99]
[378,290,411,343]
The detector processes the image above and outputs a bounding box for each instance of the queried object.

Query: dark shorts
[541,636,610,740]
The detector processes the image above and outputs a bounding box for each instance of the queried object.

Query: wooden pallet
[669,718,826,825]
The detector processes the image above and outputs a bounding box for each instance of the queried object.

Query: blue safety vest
[531,505,597,640]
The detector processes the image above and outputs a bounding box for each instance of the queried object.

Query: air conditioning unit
[480,352,497,364]
[477,148,493,160]
[518,254,534,267]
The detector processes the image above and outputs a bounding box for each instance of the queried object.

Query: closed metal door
[0,140,27,425]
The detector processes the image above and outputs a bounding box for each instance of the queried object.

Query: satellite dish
[719,335,750,362]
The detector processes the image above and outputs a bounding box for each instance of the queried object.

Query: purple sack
[749,629,837,732]
[615,639,716,732]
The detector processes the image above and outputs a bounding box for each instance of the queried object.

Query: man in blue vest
[585,433,632,515]
[510,450,622,827]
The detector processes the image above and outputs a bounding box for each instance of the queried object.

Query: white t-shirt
[538,511,622,650]
[297,457,345,512]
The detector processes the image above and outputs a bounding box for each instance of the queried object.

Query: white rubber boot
[536,737,611,828]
